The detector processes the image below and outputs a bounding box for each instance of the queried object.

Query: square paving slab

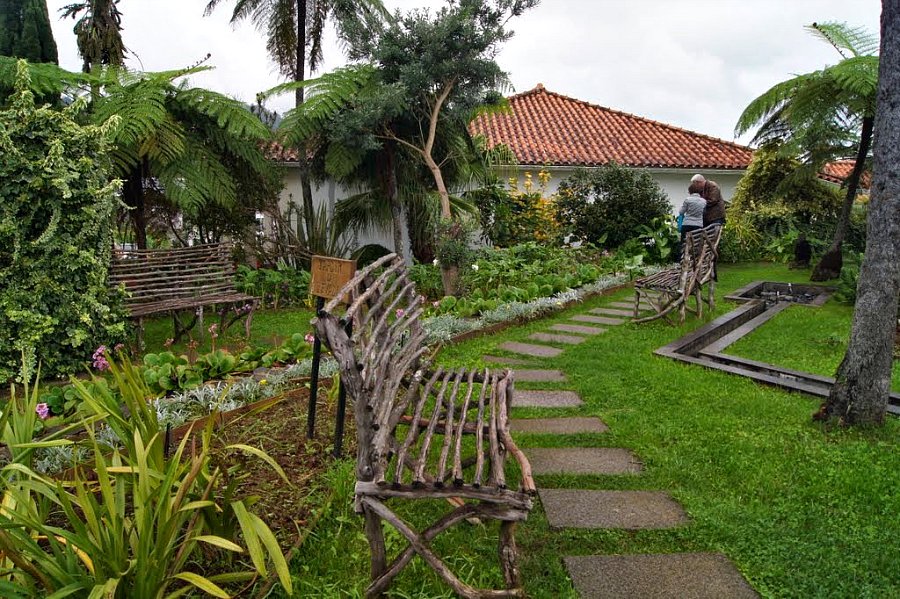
[482,355,532,366]
[539,489,686,529]
[498,341,563,358]
[510,417,608,434]
[528,332,586,345]
[525,448,642,475]
[512,390,583,408]
[571,314,626,326]
[550,323,606,335]
[509,369,568,382]
[589,307,633,317]
[610,301,652,310]
[564,553,759,598]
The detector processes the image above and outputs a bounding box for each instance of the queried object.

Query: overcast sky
[46,0,882,145]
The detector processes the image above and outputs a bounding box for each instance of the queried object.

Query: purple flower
[395,308,405,319]
[92,346,109,371]
[113,343,125,352]
[305,333,316,344]
[36,403,50,420]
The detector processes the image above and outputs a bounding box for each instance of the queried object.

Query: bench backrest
[109,243,241,311]
[680,224,722,292]
[314,254,433,481]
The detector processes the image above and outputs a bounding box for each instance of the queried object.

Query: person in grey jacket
[677,180,707,260]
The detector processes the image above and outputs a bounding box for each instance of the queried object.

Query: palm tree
[203,0,389,250]
[735,22,879,280]
[0,58,277,248]
[59,0,127,73]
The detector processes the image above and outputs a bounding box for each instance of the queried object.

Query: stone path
[482,294,757,597]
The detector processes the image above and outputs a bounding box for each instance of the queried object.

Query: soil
[204,381,356,547]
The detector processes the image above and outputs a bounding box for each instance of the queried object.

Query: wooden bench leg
[499,521,520,589]
[709,279,716,312]
[364,506,387,598]
[633,289,641,319]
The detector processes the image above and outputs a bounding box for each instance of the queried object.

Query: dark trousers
[677,225,702,262]
[702,219,725,279]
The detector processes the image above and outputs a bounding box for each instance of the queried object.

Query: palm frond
[807,21,879,58]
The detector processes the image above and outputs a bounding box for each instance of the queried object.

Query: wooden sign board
[310,256,357,300]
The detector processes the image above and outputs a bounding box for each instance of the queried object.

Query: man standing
[691,174,726,227]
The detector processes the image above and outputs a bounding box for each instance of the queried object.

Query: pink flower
[432,301,441,308]
[163,338,174,348]
[305,333,316,344]
[35,403,50,420]
[113,343,125,352]
[417,294,426,304]
[395,308,405,319]
[208,323,219,339]
[92,346,109,371]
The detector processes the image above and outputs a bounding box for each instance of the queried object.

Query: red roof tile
[819,160,871,189]
[469,83,753,170]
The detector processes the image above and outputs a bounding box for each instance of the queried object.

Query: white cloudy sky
[46,0,882,145]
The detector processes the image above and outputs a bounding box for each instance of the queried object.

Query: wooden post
[307,296,325,439]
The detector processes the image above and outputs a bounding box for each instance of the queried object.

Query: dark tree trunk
[819,1,900,426]
[382,143,405,258]
[295,0,316,245]
[811,115,874,281]
[123,164,147,249]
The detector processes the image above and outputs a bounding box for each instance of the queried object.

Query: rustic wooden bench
[109,243,258,346]
[633,224,723,324]
[314,254,535,599]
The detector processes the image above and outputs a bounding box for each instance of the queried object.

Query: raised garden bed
[658,282,900,416]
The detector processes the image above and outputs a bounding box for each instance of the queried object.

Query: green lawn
[277,263,900,598]
[141,306,316,355]
[729,300,900,393]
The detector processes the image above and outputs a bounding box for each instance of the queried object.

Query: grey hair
[691,174,705,183]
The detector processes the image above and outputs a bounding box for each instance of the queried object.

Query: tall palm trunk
[123,163,147,249]
[819,2,900,426]
[811,115,874,281]
[295,0,317,251]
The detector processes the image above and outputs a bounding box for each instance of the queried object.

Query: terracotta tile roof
[819,160,871,189]
[469,83,753,170]
[264,141,302,162]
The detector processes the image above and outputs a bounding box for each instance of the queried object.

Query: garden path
[487,297,758,598]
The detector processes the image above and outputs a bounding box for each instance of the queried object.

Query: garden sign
[310,256,357,301]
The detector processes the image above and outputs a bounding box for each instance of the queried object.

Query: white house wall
[278,166,410,259]
[501,165,744,217]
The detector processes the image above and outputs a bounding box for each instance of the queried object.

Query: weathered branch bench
[314,254,535,599]
[109,243,258,346]
[633,224,723,324]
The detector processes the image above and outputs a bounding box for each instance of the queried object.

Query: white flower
[433,258,439,266]
[471,263,479,271]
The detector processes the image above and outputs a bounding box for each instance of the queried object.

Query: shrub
[555,163,671,248]
[0,61,126,382]
[475,170,560,246]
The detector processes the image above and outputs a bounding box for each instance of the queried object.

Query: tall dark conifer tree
[0,0,59,63]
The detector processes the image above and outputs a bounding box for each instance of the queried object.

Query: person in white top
[677,180,707,260]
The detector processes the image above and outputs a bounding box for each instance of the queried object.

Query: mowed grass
[275,263,900,598]
[728,300,900,393]
[141,306,316,355]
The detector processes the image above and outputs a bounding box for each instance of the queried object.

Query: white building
[272,83,755,257]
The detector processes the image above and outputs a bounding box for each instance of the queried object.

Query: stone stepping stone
[511,369,568,383]
[482,355,531,366]
[571,314,626,326]
[499,341,562,358]
[525,448,642,475]
[589,307,633,317]
[513,390,583,408]
[528,332,586,345]
[564,553,759,598]
[539,489,686,529]
[550,323,606,336]
[609,301,652,310]
[511,417,607,434]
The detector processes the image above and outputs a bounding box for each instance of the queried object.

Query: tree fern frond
[734,74,812,136]
[334,190,392,234]
[324,142,364,179]
[807,21,879,58]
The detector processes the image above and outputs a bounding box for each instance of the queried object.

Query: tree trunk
[123,164,147,249]
[384,143,405,258]
[819,2,900,426]
[295,0,316,246]
[811,115,874,281]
